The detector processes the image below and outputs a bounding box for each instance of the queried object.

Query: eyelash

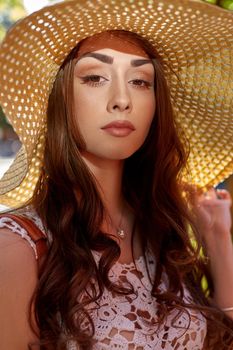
[80,75,153,89]
[129,79,152,89]
[80,75,107,87]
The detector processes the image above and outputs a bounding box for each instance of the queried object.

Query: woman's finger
[216,189,232,201]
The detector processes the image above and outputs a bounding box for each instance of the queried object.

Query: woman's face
[73,35,155,162]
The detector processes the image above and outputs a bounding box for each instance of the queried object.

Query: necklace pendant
[117,228,125,239]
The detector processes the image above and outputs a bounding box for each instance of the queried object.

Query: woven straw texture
[0,0,232,207]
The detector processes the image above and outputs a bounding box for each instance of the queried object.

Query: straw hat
[0,0,232,207]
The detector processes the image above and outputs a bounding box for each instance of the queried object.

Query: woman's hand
[191,187,233,317]
[193,188,232,249]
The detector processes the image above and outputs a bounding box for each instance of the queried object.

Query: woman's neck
[81,151,124,216]
[81,151,140,263]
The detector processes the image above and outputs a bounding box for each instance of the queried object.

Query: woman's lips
[101,120,135,137]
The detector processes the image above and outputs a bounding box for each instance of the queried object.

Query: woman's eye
[130,79,152,89]
[80,75,107,87]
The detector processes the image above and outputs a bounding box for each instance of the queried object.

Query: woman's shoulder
[0,224,38,273]
[0,222,38,309]
[0,206,48,260]
[0,224,39,349]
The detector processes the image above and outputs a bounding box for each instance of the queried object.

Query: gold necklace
[113,205,126,239]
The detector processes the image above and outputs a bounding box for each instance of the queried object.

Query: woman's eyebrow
[131,59,152,67]
[77,52,152,67]
[77,52,113,64]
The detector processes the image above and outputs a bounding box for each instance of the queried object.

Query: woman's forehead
[77,31,149,58]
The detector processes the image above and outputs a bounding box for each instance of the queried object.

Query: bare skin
[193,188,233,319]
[73,39,156,262]
[0,229,38,349]
[80,152,142,263]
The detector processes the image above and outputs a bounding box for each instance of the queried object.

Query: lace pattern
[0,207,47,259]
[15,206,50,240]
[69,252,206,350]
[0,215,38,258]
[0,210,207,349]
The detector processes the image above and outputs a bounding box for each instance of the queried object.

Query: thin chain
[114,204,126,239]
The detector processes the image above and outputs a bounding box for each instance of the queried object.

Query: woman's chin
[81,149,137,163]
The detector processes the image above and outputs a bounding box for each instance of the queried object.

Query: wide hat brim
[0,0,233,207]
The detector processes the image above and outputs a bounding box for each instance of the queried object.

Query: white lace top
[0,209,207,349]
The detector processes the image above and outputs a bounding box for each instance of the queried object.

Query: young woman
[0,1,233,349]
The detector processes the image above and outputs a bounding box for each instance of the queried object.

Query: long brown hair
[29,30,233,349]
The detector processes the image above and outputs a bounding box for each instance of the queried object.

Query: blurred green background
[0,0,233,223]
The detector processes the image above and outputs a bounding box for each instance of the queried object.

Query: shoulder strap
[0,213,48,261]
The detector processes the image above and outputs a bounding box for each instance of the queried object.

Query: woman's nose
[107,78,132,113]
